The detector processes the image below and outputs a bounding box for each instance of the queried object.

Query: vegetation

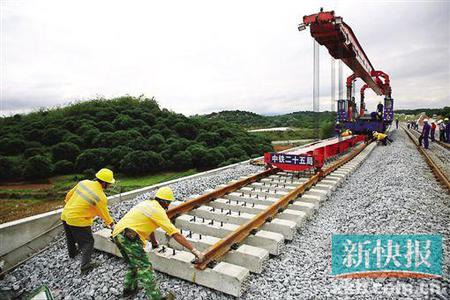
[202,110,336,130]
[0,170,197,223]
[394,107,450,117]
[0,96,272,181]
[202,110,336,140]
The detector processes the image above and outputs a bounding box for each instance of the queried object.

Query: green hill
[202,110,336,129]
[0,96,273,181]
[202,110,337,139]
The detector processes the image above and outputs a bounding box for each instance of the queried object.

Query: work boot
[80,261,102,275]
[121,287,138,299]
[162,291,176,300]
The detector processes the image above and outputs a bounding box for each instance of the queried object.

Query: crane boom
[299,10,383,95]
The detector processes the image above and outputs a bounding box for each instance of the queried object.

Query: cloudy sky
[0,0,449,116]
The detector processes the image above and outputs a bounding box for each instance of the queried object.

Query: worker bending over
[112,187,204,300]
[373,131,392,146]
[61,168,115,274]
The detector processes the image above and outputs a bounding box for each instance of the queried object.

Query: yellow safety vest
[61,180,113,227]
[112,200,180,242]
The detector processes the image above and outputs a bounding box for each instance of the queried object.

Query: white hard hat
[437,120,442,124]
[423,119,429,122]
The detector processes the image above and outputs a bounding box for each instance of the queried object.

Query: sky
[0,0,449,117]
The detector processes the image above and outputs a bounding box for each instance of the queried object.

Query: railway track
[95,138,376,296]
[403,126,450,192]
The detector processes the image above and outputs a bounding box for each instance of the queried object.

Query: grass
[0,169,198,223]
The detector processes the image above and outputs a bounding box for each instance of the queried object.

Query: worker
[61,168,115,274]
[341,129,352,137]
[112,186,204,300]
[395,118,399,129]
[438,120,445,142]
[372,131,392,146]
[430,121,436,142]
[445,118,450,143]
[420,119,431,149]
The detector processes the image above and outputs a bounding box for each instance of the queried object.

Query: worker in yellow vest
[112,186,204,300]
[372,131,393,146]
[61,168,115,274]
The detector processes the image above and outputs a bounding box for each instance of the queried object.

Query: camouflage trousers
[113,232,162,300]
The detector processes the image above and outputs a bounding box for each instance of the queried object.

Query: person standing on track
[438,120,445,142]
[395,118,399,129]
[61,168,116,274]
[445,118,450,143]
[420,119,431,149]
[430,121,436,142]
[112,186,205,300]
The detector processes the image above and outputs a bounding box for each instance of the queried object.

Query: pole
[313,40,320,138]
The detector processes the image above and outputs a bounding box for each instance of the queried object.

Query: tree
[172,150,193,170]
[0,156,23,180]
[42,128,67,145]
[24,147,46,158]
[174,121,198,139]
[96,121,114,132]
[196,132,221,147]
[75,148,110,172]
[0,138,26,155]
[120,150,163,175]
[110,146,133,168]
[52,142,81,162]
[54,160,74,174]
[23,155,53,180]
[226,144,248,160]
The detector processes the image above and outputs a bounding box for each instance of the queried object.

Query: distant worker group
[61,168,204,299]
[418,118,449,149]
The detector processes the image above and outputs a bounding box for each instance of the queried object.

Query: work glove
[191,248,205,264]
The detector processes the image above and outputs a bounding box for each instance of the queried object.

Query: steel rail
[195,141,368,270]
[403,127,450,192]
[167,168,280,219]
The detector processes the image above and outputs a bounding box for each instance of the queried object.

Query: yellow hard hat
[155,186,175,202]
[95,168,115,184]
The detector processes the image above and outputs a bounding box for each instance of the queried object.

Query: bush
[75,148,110,172]
[0,156,23,180]
[83,168,96,179]
[226,144,248,160]
[0,138,26,155]
[42,128,67,145]
[196,132,221,147]
[23,155,53,180]
[172,150,193,170]
[120,150,163,175]
[174,122,198,139]
[54,160,74,174]
[52,142,81,162]
[24,147,46,158]
[110,146,133,168]
[96,121,114,132]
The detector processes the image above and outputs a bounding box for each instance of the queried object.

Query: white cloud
[1,0,449,117]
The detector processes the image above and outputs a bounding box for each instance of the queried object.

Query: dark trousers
[430,129,435,141]
[62,221,94,269]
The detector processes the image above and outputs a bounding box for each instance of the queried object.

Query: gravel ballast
[1,129,449,299]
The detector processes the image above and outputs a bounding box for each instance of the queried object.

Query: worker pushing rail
[112,187,205,299]
[61,168,116,274]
